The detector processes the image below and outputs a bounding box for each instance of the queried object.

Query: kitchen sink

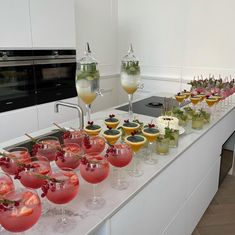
[4,129,64,152]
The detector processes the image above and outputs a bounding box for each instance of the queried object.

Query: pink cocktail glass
[106,144,133,190]
[80,154,109,209]
[55,143,82,170]
[82,135,105,155]
[63,130,85,147]
[0,147,31,175]
[0,172,14,197]
[0,189,41,233]
[19,156,52,189]
[42,169,79,231]
[36,136,60,161]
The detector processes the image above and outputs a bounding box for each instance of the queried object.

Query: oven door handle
[0,60,34,67]
[34,58,76,65]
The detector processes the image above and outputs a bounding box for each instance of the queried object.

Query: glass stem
[60,207,67,224]
[117,168,121,185]
[132,153,138,173]
[149,142,153,162]
[92,184,97,203]
[128,94,133,120]
[86,104,91,122]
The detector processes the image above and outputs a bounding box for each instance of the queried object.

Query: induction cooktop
[116,96,188,117]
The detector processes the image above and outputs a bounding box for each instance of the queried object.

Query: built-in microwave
[0,49,77,112]
[0,50,36,112]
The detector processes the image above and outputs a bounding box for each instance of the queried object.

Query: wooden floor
[192,167,235,235]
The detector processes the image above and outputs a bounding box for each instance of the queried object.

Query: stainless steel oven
[33,50,77,104]
[0,50,36,112]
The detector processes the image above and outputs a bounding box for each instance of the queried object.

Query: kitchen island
[0,95,235,235]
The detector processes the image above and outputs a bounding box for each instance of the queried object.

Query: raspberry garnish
[148,123,155,128]
[109,114,115,119]
[131,131,138,136]
[83,135,91,149]
[87,121,94,126]
[124,119,129,123]
[31,143,42,156]
[63,131,71,139]
[55,150,66,162]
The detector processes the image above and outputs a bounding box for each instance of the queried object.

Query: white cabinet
[37,97,79,129]
[0,0,32,48]
[0,106,38,142]
[30,0,76,48]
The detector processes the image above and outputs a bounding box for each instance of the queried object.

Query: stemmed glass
[105,143,133,190]
[124,133,146,177]
[76,43,101,122]
[0,188,41,233]
[55,143,82,170]
[175,93,186,108]
[82,135,106,155]
[142,124,160,165]
[0,147,31,175]
[36,136,61,162]
[79,154,109,209]
[0,172,15,233]
[121,44,141,120]
[42,169,79,232]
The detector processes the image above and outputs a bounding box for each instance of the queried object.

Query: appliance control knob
[2,51,8,60]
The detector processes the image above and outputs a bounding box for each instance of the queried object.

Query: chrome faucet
[54,101,84,129]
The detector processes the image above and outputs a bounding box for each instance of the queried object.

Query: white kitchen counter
[1,95,235,235]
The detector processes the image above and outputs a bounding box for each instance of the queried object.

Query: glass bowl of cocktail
[76,43,100,122]
[124,131,146,177]
[0,147,31,175]
[121,44,141,120]
[142,123,160,165]
[175,92,186,107]
[35,136,61,162]
[105,144,133,190]
[103,127,122,145]
[79,154,109,209]
[55,143,82,170]
[122,119,140,136]
[84,121,102,136]
[82,135,106,155]
[104,114,120,129]
[0,188,42,233]
[40,169,79,231]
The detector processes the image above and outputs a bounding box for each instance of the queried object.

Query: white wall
[74,0,118,76]
[118,0,235,80]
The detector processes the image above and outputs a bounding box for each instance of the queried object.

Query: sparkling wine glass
[55,143,82,170]
[0,147,31,175]
[0,188,41,233]
[41,169,79,232]
[79,154,109,210]
[76,43,101,122]
[124,134,146,177]
[121,44,141,120]
[106,143,133,190]
[36,136,61,162]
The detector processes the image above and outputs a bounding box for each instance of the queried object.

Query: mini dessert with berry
[142,123,160,142]
[103,127,122,145]
[124,131,146,153]
[122,119,140,135]
[182,90,191,99]
[175,92,186,104]
[104,114,120,129]
[84,121,102,136]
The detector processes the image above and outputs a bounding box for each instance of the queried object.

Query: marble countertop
[0,95,235,235]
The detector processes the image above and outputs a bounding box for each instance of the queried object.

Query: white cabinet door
[30,0,76,48]
[0,106,38,142]
[0,0,32,48]
[37,97,79,129]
